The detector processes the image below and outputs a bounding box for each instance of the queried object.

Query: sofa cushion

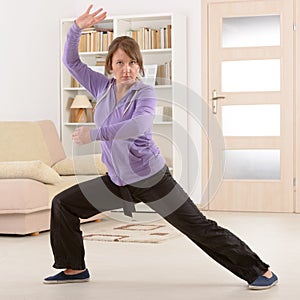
[53,154,107,175]
[0,121,53,166]
[0,160,61,184]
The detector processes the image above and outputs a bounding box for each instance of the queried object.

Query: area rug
[83,219,180,244]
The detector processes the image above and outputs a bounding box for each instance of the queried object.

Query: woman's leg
[50,175,126,270]
[161,199,269,284]
[130,168,269,284]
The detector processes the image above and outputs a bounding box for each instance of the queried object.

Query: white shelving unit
[60,13,188,190]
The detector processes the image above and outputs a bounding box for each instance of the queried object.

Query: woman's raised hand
[75,4,107,29]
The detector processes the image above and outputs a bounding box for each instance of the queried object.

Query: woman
[44,5,278,290]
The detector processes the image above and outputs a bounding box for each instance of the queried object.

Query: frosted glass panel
[222,15,280,48]
[222,105,280,136]
[222,59,280,92]
[223,150,280,180]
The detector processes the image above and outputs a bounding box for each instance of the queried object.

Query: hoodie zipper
[93,81,138,116]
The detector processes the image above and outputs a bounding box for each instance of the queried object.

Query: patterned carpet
[83,218,180,244]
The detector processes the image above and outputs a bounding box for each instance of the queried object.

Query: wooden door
[203,0,294,212]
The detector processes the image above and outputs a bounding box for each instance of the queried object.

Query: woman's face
[111,48,140,85]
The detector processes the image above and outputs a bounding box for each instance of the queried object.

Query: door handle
[212,90,225,114]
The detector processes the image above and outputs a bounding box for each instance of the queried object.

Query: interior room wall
[0,1,69,124]
[0,0,202,201]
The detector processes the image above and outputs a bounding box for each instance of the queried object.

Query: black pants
[50,166,269,284]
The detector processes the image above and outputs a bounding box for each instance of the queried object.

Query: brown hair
[105,36,145,77]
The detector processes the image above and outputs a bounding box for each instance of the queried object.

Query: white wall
[0,0,77,125]
[0,0,202,200]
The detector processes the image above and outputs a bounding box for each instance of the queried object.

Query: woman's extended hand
[75,4,107,29]
[72,126,92,145]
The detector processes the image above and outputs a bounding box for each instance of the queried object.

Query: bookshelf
[60,13,188,190]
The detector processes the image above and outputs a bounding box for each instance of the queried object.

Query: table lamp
[70,95,92,123]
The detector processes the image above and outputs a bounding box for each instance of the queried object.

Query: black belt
[119,185,136,217]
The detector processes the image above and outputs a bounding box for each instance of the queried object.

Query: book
[70,76,80,88]
[167,24,172,48]
[102,32,108,51]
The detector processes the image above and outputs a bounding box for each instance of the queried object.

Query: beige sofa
[0,120,106,235]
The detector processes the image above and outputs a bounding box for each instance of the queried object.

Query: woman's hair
[105,36,145,77]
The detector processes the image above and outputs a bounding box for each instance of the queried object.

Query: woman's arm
[90,87,156,141]
[73,87,156,145]
[63,5,108,99]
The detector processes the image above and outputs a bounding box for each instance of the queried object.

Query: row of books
[126,25,172,50]
[78,24,172,53]
[78,28,114,53]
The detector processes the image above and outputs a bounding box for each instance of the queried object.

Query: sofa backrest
[0,120,66,166]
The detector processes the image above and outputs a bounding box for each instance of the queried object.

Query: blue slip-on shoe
[248,273,278,290]
[43,269,90,284]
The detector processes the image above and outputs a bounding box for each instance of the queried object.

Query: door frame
[202,0,299,212]
[296,0,300,212]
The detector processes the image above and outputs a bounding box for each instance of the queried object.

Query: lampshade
[71,95,92,109]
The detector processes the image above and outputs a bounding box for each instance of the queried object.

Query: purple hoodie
[63,23,166,186]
